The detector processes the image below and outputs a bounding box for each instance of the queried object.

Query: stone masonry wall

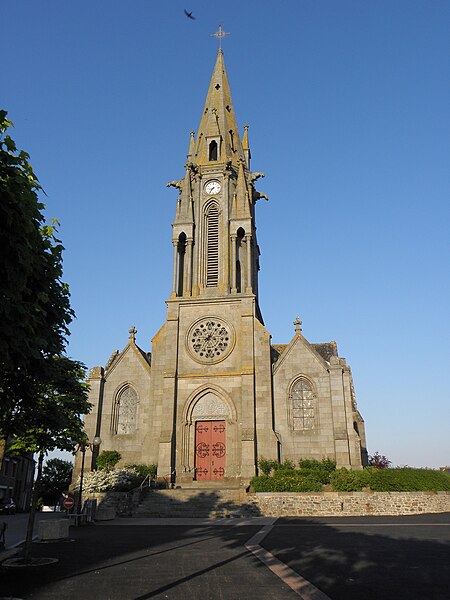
[250,491,450,517]
[87,490,142,517]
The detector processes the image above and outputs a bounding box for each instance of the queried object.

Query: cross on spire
[210,23,230,49]
[293,316,302,333]
[129,325,137,342]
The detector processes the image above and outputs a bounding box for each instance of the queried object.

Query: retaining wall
[87,489,141,517]
[249,491,450,517]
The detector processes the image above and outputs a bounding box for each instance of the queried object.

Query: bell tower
[168,48,265,321]
[152,48,277,484]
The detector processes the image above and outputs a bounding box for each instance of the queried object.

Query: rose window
[187,317,235,364]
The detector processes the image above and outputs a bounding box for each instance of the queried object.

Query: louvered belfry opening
[209,140,218,161]
[206,203,219,287]
[177,232,186,297]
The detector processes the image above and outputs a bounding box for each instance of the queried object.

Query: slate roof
[271,341,339,364]
[311,341,339,362]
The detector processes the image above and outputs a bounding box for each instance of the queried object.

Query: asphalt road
[1,511,63,549]
[263,513,450,600]
[0,519,298,600]
[1,514,449,600]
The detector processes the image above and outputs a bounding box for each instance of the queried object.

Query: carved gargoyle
[166,179,183,192]
[224,159,233,172]
[254,191,269,201]
[186,161,199,175]
[250,171,265,183]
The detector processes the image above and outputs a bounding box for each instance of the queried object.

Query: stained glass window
[114,386,138,435]
[291,378,315,431]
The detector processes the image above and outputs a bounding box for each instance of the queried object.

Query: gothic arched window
[290,378,315,431]
[112,386,138,435]
[205,202,219,287]
[177,232,186,297]
[235,227,246,293]
[209,140,218,161]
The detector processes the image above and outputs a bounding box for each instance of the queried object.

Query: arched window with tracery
[290,377,315,431]
[112,386,138,435]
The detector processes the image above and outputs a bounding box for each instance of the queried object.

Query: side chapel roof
[271,341,339,365]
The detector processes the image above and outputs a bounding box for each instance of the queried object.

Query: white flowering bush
[78,467,142,493]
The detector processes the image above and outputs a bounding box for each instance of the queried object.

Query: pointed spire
[231,159,251,220]
[193,49,245,166]
[187,131,195,161]
[174,165,194,225]
[242,124,251,169]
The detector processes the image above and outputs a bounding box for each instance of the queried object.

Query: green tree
[0,110,73,445]
[0,112,91,563]
[8,355,91,562]
[40,458,73,508]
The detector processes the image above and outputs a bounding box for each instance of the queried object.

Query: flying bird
[184,9,195,20]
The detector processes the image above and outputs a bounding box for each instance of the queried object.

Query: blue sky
[3,0,449,468]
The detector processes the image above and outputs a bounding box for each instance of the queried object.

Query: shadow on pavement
[1,512,449,600]
[263,513,450,600]
[0,522,293,600]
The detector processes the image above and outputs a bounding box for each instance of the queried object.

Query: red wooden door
[195,421,226,481]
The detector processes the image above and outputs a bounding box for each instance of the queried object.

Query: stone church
[81,49,367,485]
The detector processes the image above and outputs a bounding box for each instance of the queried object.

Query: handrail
[139,474,150,490]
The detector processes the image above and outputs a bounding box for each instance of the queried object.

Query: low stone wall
[87,489,141,517]
[249,491,450,517]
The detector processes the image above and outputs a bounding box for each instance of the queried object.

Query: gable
[104,342,151,382]
[272,334,330,377]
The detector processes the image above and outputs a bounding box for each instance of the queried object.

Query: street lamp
[76,436,101,516]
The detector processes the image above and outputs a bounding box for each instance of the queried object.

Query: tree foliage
[96,450,122,471]
[0,111,91,562]
[368,451,392,469]
[0,110,75,439]
[40,458,73,507]
[124,463,157,480]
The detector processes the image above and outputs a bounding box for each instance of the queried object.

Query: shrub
[367,468,450,492]
[330,468,372,491]
[80,467,141,493]
[96,450,122,471]
[250,474,323,493]
[124,463,157,481]
[298,468,332,485]
[296,458,337,484]
[330,467,450,492]
[278,459,296,471]
[298,458,336,472]
[257,458,279,476]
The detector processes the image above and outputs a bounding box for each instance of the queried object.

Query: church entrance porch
[195,420,226,481]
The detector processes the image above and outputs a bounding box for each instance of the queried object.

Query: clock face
[205,180,221,195]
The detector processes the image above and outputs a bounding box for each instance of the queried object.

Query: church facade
[81,50,367,485]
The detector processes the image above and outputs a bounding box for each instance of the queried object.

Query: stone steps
[135,488,260,518]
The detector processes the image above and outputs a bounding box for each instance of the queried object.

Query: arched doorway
[195,420,226,481]
[181,388,237,482]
